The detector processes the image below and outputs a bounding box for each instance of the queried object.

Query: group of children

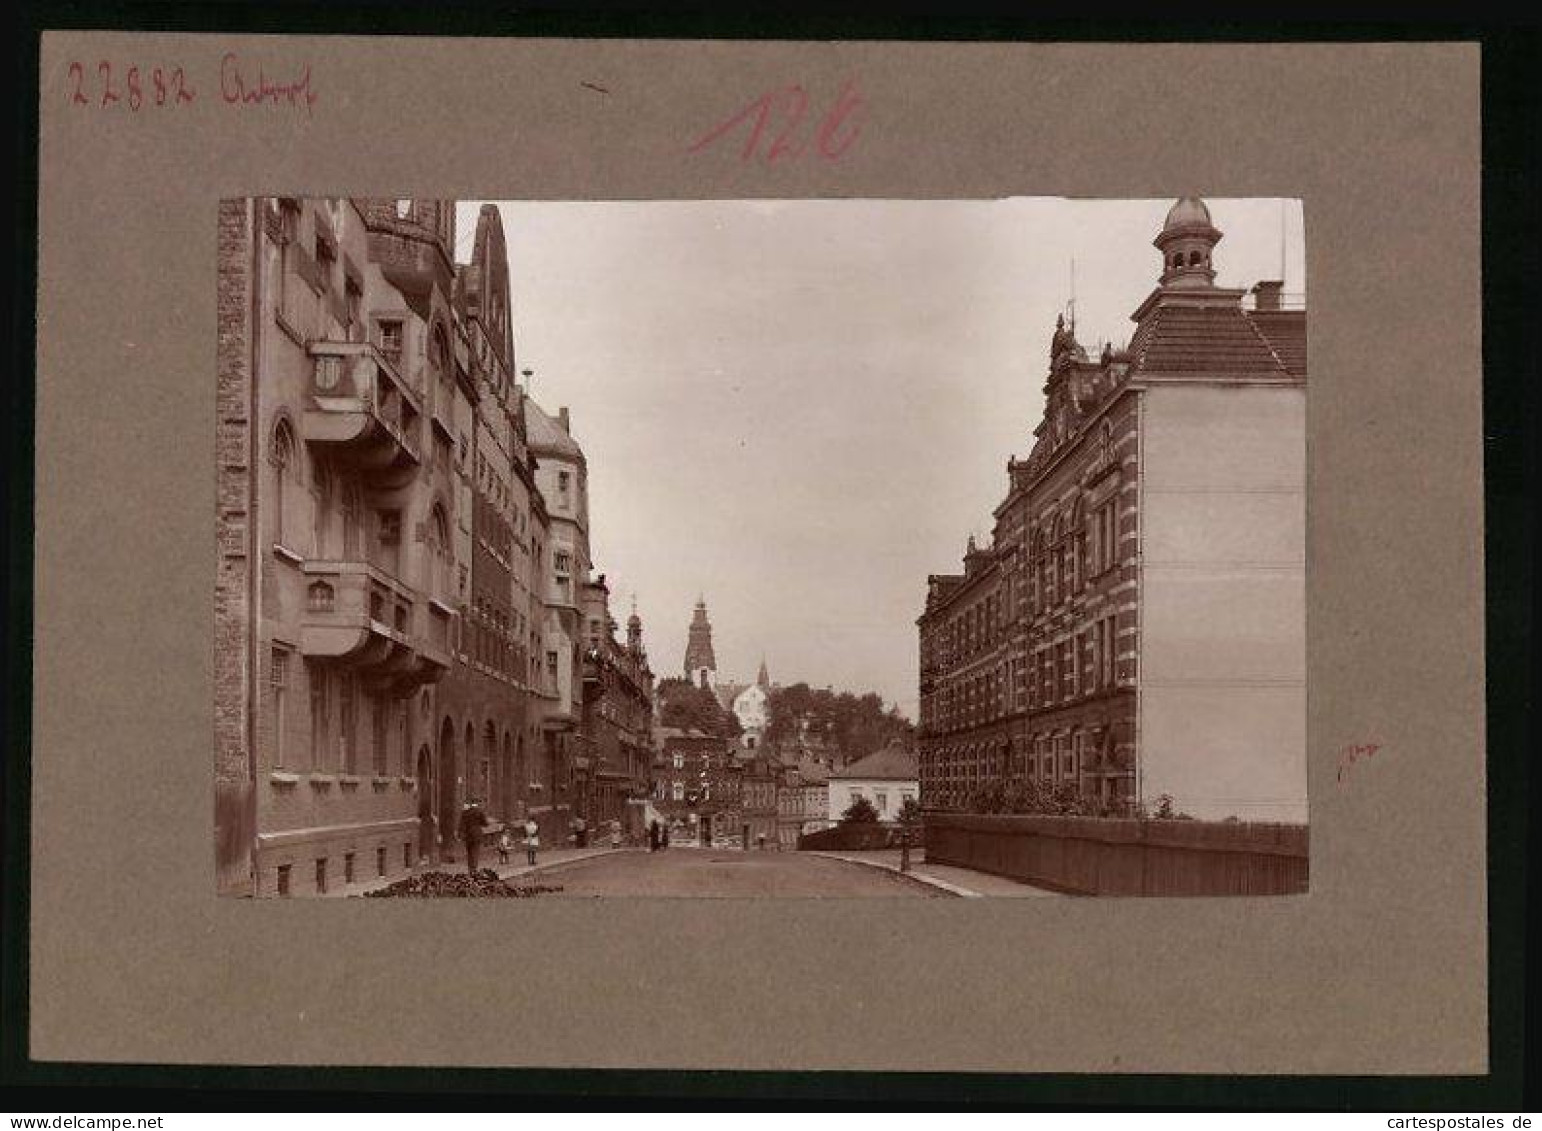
[492,816,625,866]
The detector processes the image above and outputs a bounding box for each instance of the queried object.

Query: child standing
[496,825,513,865]
[523,817,539,866]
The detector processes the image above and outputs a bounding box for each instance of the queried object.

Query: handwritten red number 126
[688,81,864,163]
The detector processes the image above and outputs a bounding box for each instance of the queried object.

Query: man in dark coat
[458,800,488,875]
[648,819,660,852]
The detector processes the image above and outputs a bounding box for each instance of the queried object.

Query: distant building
[778,758,831,848]
[683,597,717,688]
[579,579,655,836]
[917,196,1307,822]
[828,744,919,824]
[737,751,781,849]
[652,725,734,846]
[715,657,773,751]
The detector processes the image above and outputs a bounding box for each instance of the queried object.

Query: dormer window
[395,199,413,220]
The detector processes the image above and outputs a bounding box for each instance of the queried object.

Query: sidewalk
[347,845,628,896]
[808,849,1061,898]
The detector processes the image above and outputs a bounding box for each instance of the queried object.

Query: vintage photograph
[213,194,1307,899]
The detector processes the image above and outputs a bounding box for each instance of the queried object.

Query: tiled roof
[831,744,918,781]
[1130,302,1290,379]
[1245,309,1307,379]
[525,400,583,458]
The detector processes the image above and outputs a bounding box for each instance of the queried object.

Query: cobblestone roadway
[531,847,950,897]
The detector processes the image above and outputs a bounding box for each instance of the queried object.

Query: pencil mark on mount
[581,81,609,95]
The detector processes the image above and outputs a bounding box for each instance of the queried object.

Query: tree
[898,796,922,826]
[765,682,913,761]
[656,677,736,737]
[840,795,880,824]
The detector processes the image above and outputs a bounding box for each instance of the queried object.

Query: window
[377,319,404,363]
[672,782,684,801]
[315,232,336,294]
[308,663,329,771]
[429,325,448,374]
[270,647,290,769]
[345,276,363,342]
[875,792,888,814]
[344,852,356,886]
[276,864,291,897]
[315,858,328,895]
[275,201,300,320]
[270,420,297,550]
[427,504,450,597]
[1106,617,1119,686]
[672,753,684,770]
[558,471,571,507]
[395,198,413,220]
[338,672,357,774]
[372,695,390,776]
[377,846,387,877]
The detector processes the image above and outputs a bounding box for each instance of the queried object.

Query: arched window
[270,419,298,549]
[427,503,451,596]
[1188,249,1204,267]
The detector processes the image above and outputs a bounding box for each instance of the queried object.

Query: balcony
[300,560,451,693]
[581,648,607,703]
[305,342,423,487]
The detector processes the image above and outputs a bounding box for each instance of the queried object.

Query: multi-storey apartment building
[918,197,1307,823]
[215,197,630,894]
[578,578,656,833]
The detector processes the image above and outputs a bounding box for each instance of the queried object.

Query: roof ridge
[1240,306,1291,377]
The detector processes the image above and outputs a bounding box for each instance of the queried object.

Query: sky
[455,197,1305,719]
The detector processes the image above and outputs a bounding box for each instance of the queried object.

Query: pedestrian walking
[523,816,540,866]
[648,819,660,852]
[458,799,488,876]
[609,819,622,850]
[572,814,588,848]
[496,824,513,865]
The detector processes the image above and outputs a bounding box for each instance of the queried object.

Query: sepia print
[213,194,1308,899]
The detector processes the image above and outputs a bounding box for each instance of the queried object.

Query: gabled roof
[830,744,918,781]
[1128,300,1290,379]
[525,399,583,458]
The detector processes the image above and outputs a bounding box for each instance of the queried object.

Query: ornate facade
[215,197,652,895]
[918,197,1308,822]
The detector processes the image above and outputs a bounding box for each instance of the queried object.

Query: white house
[828,744,919,823]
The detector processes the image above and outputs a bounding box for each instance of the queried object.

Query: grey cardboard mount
[33,35,1483,1073]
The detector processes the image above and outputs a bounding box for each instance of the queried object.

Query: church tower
[684,597,717,689]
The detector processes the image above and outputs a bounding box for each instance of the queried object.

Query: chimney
[1251,280,1284,311]
[558,407,571,433]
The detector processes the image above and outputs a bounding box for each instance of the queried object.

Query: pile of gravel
[363,868,563,898]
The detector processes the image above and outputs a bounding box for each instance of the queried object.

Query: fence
[924,812,1307,897]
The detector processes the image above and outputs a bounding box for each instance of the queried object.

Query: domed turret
[1153,195,1222,289]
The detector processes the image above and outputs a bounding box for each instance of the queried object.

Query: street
[527,848,949,898]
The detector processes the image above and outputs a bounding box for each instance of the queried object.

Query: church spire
[684,597,717,688]
[756,656,770,688]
